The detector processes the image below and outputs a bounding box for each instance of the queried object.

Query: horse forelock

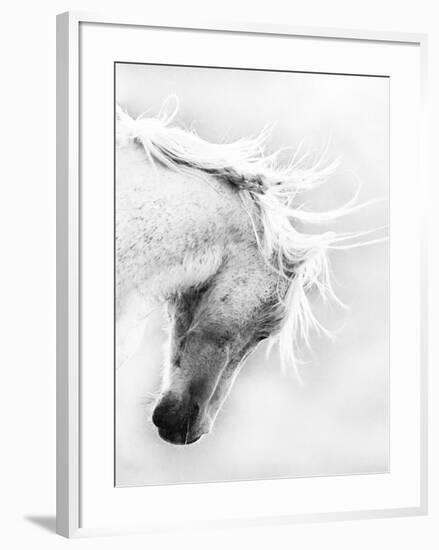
[116,99,385,378]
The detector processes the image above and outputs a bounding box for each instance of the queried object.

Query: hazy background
[115,63,389,487]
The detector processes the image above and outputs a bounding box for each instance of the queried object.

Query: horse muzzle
[152,392,206,445]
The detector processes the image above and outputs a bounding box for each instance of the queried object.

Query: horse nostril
[151,396,200,433]
[152,401,171,429]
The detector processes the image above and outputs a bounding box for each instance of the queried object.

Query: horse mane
[116,98,383,381]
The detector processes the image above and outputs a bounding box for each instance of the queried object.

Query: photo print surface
[115,62,389,487]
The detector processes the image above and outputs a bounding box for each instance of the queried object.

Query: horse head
[152,249,288,445]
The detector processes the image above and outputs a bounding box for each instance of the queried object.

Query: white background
[0,1,436,549]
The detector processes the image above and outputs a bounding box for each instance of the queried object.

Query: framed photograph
[56,12,428,538]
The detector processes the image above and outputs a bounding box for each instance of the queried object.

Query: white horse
[116,100,380,445]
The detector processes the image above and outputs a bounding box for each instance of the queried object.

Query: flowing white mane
[116,98,383,381]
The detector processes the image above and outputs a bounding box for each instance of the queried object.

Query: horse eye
[255,330,270,343]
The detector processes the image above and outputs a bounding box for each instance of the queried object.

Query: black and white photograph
[115,62,389,487]
[0,1,433,546]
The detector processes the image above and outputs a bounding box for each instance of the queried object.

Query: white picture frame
[56,11,428,538]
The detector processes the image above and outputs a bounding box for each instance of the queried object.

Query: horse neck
[116,143,255,317]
